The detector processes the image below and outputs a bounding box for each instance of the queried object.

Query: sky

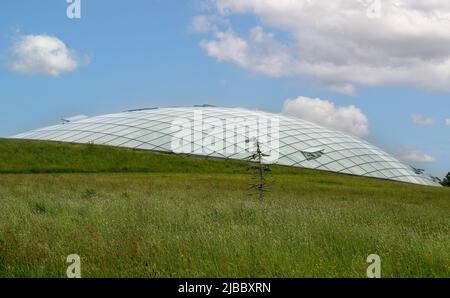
[0,0,449,178]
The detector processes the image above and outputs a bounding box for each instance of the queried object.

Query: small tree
[246,138,272,200]
[441,172,450,187]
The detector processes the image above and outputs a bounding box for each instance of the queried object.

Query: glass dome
[12,106,440,186]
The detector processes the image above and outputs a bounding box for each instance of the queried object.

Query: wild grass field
[0,139,449,277]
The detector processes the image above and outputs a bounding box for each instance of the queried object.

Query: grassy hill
[0,139,449,277]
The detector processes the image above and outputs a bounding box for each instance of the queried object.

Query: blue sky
[0,0,449,177]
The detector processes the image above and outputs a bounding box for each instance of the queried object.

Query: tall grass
[0,139,448,277]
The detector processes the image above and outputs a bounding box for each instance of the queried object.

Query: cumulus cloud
[411,114,434,126]
[446,119,450,126]
[201,27,291,77]
[399,149,436,163]
[282,96,369,138]
[8,34,87,76]
[196,0,450,95]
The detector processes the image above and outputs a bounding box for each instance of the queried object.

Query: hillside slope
[0,139,448,277]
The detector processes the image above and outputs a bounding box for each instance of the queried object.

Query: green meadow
[0,139,449,277]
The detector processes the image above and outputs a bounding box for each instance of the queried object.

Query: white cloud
[201,27,291,77]
[399,149,436,163]
[8,34,86,76]
[325,83,357,97]
[196,0,450,95]
[446,119,450,126]
[282,96,369,138]
[411,114,434,126]
[190,15,217,33]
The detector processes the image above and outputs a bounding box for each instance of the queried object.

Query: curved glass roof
[12,107,439,186]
